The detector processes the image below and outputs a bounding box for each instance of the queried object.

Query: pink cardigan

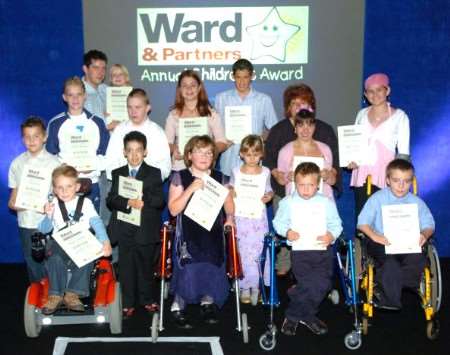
[277,140,334,200]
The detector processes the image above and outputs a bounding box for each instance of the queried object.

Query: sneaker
[42,295,63,315]
[240,289,251,304]
[298,318,328,335]
[200,303,219,324]
[250,288,259,306]
[122,307,135,319]
[373,287,401,311]
[144,303,159,313]
[281,318,298,336]
[63,292,85,312]
[172,310,193,329]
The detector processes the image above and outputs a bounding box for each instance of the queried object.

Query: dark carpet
[1,261,448,355]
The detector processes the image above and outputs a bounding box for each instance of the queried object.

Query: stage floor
[1,261,448,355]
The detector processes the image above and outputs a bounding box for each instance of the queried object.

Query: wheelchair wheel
[344,331,362,350]
[108,282,122,334]
[428,245,442,312]
[426,319,440,340]
[24,287,42,338]
[151,312,159,343]
[259,331,276,351]
[353,237,363,280]
[362,316,369,336]
[241,313,249,344]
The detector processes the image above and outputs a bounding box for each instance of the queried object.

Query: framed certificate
[117,176,143,226]
[292,156,324,193]
[290,201,327,251]
[184,174,229,231]
[178,117,208,153]
[106,86,133,123]
[224,105,252,144]
[234,173,265,219]
[52,223,103,268]
[15,164,52,212]
[337,125,368,167]
[382,203,421,254]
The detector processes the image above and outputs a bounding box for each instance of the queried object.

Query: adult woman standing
[165,70,229,171]
[348,73,410,216]
[263,84,339,275]
[276,109,336,200]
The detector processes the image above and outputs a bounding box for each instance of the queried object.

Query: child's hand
[287,171,294,182]
[372,233,390,246]
[44,202,55,218]
[347,162,358,170]
[419,233,428,247]
[317,232,334,247]
[107,120,120,131]
[188,178,204,193]
[173,146,183,160]
[128,199,144,210]
[102,241,112,257]
[261,192,273,204]
[286,229,300,241]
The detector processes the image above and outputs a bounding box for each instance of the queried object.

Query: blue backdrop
[1,0,449,262]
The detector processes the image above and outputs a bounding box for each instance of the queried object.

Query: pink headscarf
[364,73,390,90]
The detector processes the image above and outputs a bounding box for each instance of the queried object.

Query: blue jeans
[18,227,47,283]
[45,239,93,297]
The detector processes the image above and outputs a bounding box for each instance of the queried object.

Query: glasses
[192,150,214,157]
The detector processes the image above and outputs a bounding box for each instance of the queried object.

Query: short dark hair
[83,49,108,67]
[294,162,321,183]
[386,158,415,177]
[124,131,147,150]
[294,109,316,126]
[20,116,46,135]
[232,58,254,75]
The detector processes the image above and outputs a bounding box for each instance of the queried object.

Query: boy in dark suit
[107,131,164,318]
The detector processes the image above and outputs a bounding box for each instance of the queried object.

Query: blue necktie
[130,169,137,178]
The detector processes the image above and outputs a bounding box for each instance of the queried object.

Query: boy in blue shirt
[274,162,342,336]
[358,159,435,310]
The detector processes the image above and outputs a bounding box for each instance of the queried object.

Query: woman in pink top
[165,70,229,171]
[276,109,336,200]
[348,73,410,215]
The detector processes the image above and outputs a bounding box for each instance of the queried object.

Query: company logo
[137,6,308,66]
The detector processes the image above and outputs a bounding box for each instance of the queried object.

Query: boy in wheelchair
[38,165,112,315]
[357,159,435,310]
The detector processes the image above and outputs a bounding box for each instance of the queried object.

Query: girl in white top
[165,70,229,171]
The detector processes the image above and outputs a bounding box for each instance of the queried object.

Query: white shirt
[105,118,171,180]
[51,196,98,232]
[8,149,60,228]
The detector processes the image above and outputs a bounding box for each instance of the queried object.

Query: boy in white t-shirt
[8,117,60,282]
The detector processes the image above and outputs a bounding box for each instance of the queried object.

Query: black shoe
[200,303,218,324]
[172,310,193,329]
[299,318,328,335]
[373,287,401,311]
[281,318,298,336]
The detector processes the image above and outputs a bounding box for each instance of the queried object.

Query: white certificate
[66,135,96,171]
[184,174,229,231]
[292,156,324,193]
[178,117,208,153]
[117,176,143,226]
[290,201,327,251]
[224,106,252,144]
[234,173,266,219]
[382,204,421,254]
[52,223,103,268]
[106,86,133,123]
[15,165,52,213]
[337,125,368,167]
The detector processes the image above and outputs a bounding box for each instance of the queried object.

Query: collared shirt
[83,78,108,122]
[357,187,435,235]
[214,87,278,176]
[8,149,60,228]
[273,191,343,242]
[128,163,142,176]
[105,118,171,180]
